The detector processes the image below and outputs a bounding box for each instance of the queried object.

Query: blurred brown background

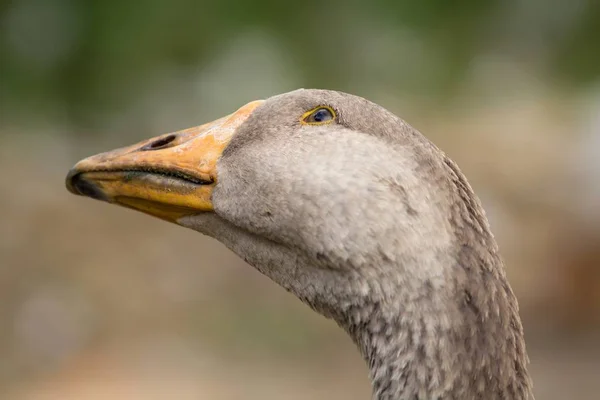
[1,0,600,399]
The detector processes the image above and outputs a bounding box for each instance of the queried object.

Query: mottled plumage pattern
[179,89,533,399]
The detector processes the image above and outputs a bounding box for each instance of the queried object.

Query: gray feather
[179,89,533,400]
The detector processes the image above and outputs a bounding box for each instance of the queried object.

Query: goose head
[66,89,532,399]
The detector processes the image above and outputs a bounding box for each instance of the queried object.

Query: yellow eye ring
[300,106,336,125]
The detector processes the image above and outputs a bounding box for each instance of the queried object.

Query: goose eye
[302,106,336,125]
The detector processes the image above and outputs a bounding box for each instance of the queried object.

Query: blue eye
[311,109,332,122]
[303,107,335,124]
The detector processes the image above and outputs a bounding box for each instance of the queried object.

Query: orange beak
[66,100,263,222]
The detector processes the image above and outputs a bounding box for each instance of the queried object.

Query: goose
[66,89,533,400]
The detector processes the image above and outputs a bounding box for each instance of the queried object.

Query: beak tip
[65,168,79,195]
[66,168,108,202]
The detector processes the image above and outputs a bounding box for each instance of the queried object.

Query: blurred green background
[1,0,600,399]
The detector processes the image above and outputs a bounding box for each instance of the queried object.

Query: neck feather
[333,246,532,400]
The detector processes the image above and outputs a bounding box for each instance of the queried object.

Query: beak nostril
[141,134,177,151]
